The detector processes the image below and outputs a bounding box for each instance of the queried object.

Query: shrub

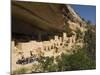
[33,48,96,72]
[12,67,28,75]
[84,25,96,60]
[56,48,96,71]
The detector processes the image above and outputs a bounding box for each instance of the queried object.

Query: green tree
[84,25,96,60]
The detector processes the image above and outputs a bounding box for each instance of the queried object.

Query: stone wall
[12,32,78,58]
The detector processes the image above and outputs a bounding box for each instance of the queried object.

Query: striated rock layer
[12,1,86,41]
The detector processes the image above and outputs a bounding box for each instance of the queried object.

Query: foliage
[31,48,96,72]
[76,28,83,40]
[87,20,92,25]
[82,18,86,21]
[12,67,28,75]
[84,24,96,60]
[56,48,95,71]
[38,56,56,72]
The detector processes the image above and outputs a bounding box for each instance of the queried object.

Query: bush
[84,25,96,60]
[32,48,96,72]
[12,67,28,75]
[56,48,96,71]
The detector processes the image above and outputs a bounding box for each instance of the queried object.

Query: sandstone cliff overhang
[12,1,83,40]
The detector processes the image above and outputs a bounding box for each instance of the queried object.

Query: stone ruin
[12,32,78,58]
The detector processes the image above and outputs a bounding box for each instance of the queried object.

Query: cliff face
[12,1,86,40]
